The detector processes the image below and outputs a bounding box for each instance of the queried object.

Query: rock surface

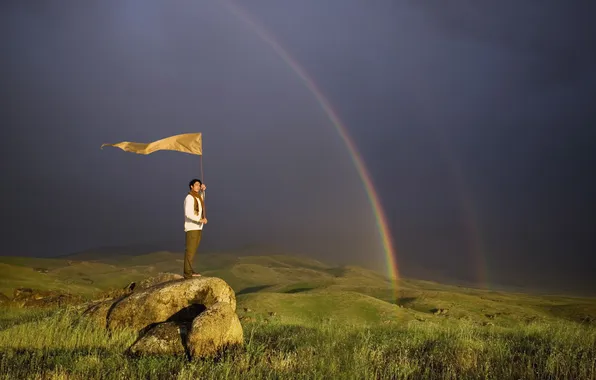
[137,273,184,290]
[127,322,188,356]
[107,277,236,331]
[82,298,122,327]
[188,302,244,358]
[81,275,243,359]
[83,274,187,328]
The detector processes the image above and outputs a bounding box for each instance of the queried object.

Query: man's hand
[200,183,206,191]
[200,218,208,224]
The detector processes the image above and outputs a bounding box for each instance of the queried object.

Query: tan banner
[101,133,202,155]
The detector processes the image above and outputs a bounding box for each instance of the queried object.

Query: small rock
[243,307,252,313]
[581,316,593,324]
[268,311,277,317]
[124,282,136,293]
[0,292,10,305]
[13,288,33,300]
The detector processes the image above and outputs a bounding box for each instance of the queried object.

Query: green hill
[1,250,595,328]
[0,250,595,379]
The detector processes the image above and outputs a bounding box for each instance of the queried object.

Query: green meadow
[0,251,595,379]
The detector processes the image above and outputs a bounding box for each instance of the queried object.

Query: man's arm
[184,196,203,223]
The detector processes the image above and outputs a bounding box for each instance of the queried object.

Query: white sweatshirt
[184,192,205,232]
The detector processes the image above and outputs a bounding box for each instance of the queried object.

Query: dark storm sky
[1,1,595,294]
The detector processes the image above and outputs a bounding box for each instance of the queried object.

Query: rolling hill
[1,249,595,328]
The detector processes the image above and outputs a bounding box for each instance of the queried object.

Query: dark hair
[189,179,202,189]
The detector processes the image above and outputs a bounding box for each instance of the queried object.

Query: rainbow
[434,128,489,288]
[405,80,489,289]
[221,1,400,295]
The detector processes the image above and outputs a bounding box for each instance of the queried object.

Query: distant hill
[56,242,182,260]
[1,249,595,327]
[57,242,296,261]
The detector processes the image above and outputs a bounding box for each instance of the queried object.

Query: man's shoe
[183,272,201,279]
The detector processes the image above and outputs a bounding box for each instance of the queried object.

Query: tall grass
[0,306,594,379]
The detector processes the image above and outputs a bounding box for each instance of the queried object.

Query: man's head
[189,179,202,193]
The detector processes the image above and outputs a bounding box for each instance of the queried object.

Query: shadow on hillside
[542,303,596,324]
[396,297,417,306]
[237,285,273,295]
[251,324,320,352]
[325,268,346,277]
[284,288,314,294]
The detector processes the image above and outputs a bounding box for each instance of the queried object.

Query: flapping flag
[101,133,202,155]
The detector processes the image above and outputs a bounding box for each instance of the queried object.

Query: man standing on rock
[184,179,207,278]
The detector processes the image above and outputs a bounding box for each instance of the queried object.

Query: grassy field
[0,251,595,379]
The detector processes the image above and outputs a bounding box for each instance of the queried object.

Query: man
[184,178,207,278]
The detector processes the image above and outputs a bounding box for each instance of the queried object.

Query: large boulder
[187,302,244,358]
[107,277,236,332]
[82,275,243,359]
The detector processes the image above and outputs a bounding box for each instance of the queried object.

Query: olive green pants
[184,229,202,277]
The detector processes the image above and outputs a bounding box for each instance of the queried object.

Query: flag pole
[200,139,206,218]
[200,155,204,184]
